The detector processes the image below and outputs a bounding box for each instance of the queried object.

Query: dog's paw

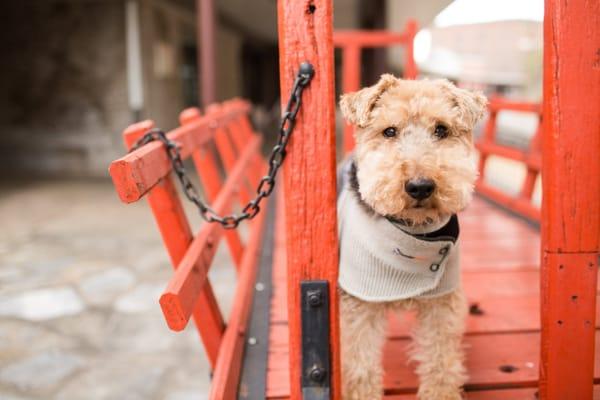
[417,385,463,400]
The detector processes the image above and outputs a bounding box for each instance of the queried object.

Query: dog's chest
[337,189,461,302]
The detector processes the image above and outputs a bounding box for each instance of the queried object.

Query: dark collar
[401,214,460,243]
[340,158,460,243]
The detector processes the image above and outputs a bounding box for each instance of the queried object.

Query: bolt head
[309,367,326,382]
[307,291,322,307]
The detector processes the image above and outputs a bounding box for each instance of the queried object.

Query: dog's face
[340,75,486,225]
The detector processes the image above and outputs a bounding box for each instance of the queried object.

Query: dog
[337,74,486,400]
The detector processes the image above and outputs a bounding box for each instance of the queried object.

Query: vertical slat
[519,120,542,200]
[122,121,225,368]
[341,44,361,153]
[277,1,341,398]
[540,0,600,398]
[477,109,497,182]
[214,126,253,204]
[403,19,418,80]
[179,108,245,268]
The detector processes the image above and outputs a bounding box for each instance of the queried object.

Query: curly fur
[338,75,486,399]
[340,75,486,225]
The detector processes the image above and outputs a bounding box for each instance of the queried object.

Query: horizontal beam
[489,98,541,114]
[159,134,262,331]
[109,99,251,203]
[333,30,410,47]
[476,141,541,171]
[476,182,541,222]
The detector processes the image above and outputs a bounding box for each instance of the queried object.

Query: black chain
[129,62,315,229]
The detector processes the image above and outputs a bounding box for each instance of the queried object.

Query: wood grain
[540,1,600,398]
[277,1,341,398]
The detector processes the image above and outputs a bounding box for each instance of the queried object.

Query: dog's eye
[434,124,449,139]
[382,127,397,138]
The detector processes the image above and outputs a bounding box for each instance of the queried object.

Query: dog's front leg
[412,289,468,400]
[340,290,387,400]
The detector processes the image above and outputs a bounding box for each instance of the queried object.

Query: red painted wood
[333,29,413,47]
[475,183,541,222]
[387,388,541,400]
[277,0,341,398]
[341,44,360,153]
[541,0,600,253]
[179,107,245,269]
[120,121,225,369]
[540,1,600,399]
[109,100,250,203]
[475,98,542,222]
[159,135,262,331]
[335,21,419,153]
[403,20,418,80]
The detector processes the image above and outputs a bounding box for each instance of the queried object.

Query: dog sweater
[337,187,461,302]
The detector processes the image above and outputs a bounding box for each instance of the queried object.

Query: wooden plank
[387,387,540,399]
[488,98,541,113]
[109,100,250,203]
[341,43,360,153]
[540,1,600,398]
[333,30,410,47]
[277,0,341,398]
[541,0,600,253]
[159,135,262,331]
[121,121,225,369]
[476,142,541,171]
[179,107,245,269]
[475,183,541,222]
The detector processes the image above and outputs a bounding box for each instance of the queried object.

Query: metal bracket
[300,280,331,400]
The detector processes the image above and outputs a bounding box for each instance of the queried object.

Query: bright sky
[434,0,544,27]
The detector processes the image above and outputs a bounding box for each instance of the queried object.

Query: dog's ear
[438,80,487,132]
[339,74,397,127]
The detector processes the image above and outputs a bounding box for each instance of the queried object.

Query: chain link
[129,62,315,229]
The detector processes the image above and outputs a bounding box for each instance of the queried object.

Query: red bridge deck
[265,196,600,399]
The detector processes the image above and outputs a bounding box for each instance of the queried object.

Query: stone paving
[0,180,237,400]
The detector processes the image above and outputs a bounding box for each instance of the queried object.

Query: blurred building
[414,21,543,98]
[0,0,539,178]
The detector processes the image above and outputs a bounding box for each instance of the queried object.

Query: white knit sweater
[337,187,461,302]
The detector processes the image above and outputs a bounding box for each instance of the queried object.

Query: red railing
[109,99,267,400]
[475,97,542,221]
[334,20,418,152]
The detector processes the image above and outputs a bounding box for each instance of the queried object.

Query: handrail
[109,99,251,203]
[475,96,542,221]
[108,100,267,399]
[334,20,418,153]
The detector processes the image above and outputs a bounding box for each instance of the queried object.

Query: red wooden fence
[540,0,600,399]
[475,97,542,221]
[278,0,341,398]
[334,20,418,152]
[109,99,267,400]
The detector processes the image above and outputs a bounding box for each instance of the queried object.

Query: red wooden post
[540,0,600,398]
[335,22,418,154]
[403,19,418,80]
[341,44,361,153]
[277,0,341,398]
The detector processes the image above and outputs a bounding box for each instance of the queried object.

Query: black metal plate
[300,280,331,400]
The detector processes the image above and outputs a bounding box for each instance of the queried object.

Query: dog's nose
[405,178,436,200]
